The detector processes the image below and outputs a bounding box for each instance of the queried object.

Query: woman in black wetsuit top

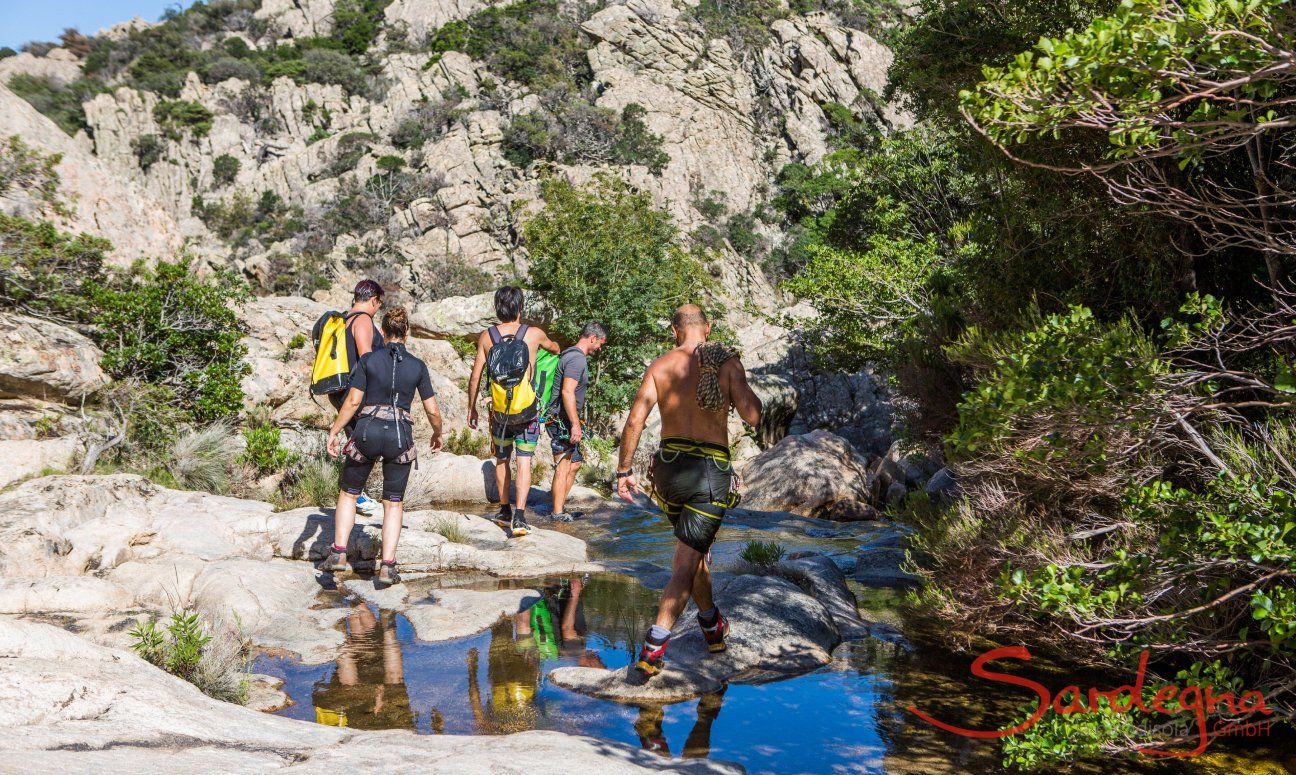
[324,307,443,587]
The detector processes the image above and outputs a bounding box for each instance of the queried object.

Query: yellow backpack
[486,324,538,422]
[310,311,355,395]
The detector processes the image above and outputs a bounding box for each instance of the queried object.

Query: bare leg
[691,554,714,614]
[333,491,359,549]
[494,456,511,510]
[379,499,403,563]
[514,456,533,512]
[551,453,573,513]
[654,541,706,630]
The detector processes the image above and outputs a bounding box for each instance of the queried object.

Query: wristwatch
[615,469,633,479]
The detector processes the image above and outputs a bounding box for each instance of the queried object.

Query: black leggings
[339,415,414,502]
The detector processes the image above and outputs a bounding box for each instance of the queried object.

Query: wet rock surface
[548,553,865,704]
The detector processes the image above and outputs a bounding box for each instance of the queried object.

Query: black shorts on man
[649,437,736,554]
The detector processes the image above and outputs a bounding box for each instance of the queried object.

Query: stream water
[255,505,1294,773]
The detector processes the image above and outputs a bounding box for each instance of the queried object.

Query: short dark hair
[354,279,384,303]
[581,322,608,340]
[671,305,708,329]
[494,285,524,322]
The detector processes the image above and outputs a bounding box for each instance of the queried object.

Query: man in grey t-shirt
[547,322,607,521]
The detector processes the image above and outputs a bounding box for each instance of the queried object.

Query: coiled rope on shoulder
[695,341,739,413]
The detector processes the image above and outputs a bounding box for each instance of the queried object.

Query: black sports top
[350,342,434,411]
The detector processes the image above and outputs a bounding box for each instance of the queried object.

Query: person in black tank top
[324,307,443,587]
[327,281,386,428]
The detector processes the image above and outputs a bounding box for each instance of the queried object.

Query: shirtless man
[617,304,762,677]
[467,286,560,537]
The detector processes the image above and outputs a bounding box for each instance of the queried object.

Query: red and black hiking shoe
[700,610,729,653]
[635,637,669,677]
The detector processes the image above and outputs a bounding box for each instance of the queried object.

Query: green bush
[212,153,240,186]
[428,515,470,543]
[301,48,366,94]
[375,154,405,172]
[155,99,215,140]
[133,134,166,171]
[326,132,375,177]
[130,610,249,703]
[0,47,15,59]
[390,96,463,148]
[0,212,109,320]
[443,428,491,458]
[501,101,670,172]
[739,539,786,567]
[7,74,103,136]
[241,411,294,475]
[275,456,339,509]
[524,174,713,427]
[424,0,591,92]
[203,56,262,84]
[0,135,63,211]
[91,261,249,422]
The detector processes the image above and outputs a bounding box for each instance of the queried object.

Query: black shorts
[339,414,414,502]
[546,415,583,463]
[649,438,735,554]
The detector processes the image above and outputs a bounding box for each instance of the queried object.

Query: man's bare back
[649,345,741,447]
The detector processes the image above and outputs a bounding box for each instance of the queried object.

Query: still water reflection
[257,574,1291,774]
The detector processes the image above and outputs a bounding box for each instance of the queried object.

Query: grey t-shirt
[555,347,589,417]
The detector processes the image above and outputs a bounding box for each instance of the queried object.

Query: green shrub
[0,212,109,321]
[424,0,591,92]
[326,132,375,177]
[155,99,215,140]
[332,0,388,55]
[301,48,366,94]
[0,47,15,59]
[133,134,166,171]
[0,135,63,211]
[7,74,102,136]
[525,174,713,428]
[501,101,669,172]
[375,154,405,172]
[204,56,262,84]
[276,456,339,509]
[414,253,493,301]
[443,428,491,458]
[390,97,463,148]
[739,539,786,567]
[241,411,294,475]
[130,611,249,704]
[91,261,249,422]
[212,153,240,186]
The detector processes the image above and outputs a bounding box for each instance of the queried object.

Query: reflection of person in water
[312,604,414,730]
[635,689,727,758]
[465,576,607,734]
[516,576,606,666]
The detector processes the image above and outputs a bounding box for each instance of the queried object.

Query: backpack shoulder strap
[517,323,530,340]
[487,325,502,345]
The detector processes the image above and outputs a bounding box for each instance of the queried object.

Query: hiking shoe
[356,493,379,516]
[550,511,575,523]
[510,513,532,538]
[376,561,401,588]
[700,610,729,653]
[322,549,349,572]
[635,638,668,678]
[490,503,513,526]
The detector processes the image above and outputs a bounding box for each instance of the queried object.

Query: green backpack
[533,349,559,420]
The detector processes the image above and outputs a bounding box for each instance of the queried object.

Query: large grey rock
[738,430,875,520]
[0,436,78,487]
[0,49,82,87]
[239,295,333,414]
[0,617,739,773]
[409,292,498,339]
[0,313,108,401]
[0,475,591,661]
[549,557,862,703]
[0,83,183,264]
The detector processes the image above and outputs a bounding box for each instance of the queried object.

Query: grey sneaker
[322,549,349,572]
[376,561,401,587]
[510,513,532,538]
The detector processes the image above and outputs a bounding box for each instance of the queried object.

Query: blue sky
[0,1,178,50]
